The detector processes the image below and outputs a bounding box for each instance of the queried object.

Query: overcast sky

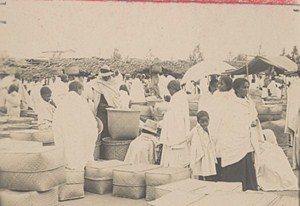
[1,1,299,61]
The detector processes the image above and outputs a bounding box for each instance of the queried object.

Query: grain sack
[59,169,84,201]
[147,191,205,206]
[145,167,191,201]
[0,188,58,206]
[189,191,279,206]
[31,129,54,144]
[0,146,66,191]
[107,108,140,140]
[155,179,242,199]
[113,164,160,199]
[84,160,130,194]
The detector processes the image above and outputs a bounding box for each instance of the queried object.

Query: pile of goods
[98,108,140,161]
[0,115,55,145]
[0,139,66,206]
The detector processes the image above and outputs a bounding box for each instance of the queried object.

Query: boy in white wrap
[187,111,217,181]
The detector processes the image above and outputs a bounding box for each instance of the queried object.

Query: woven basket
[0,146,66,191]
[113,185,146,199]
[84,178,113,195]
[112,164,160,199]
[84,160,130,194]
[85,160,130,179]
[0,187,58,206]
[59,184,84,201]
[107,108,140,140]
[145,167,191,201]
[59,169,84,201]
[0,167,66,192]
[101,137,132,161]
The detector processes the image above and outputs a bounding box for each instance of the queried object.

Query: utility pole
[0,0,6,24]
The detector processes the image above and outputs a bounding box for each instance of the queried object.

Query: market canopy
[182,60,235,83]
[223,56,298,75]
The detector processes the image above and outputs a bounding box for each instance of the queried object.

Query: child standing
[5,84,21,117]
[187,110,217,181]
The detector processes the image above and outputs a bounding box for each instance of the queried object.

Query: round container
[101,137,132,161]
[107,108,140,140]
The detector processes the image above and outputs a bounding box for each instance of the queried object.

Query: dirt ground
[59,115,299,206]
[58,147,299,206]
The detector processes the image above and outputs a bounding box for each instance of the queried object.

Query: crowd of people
[0,64,298,192]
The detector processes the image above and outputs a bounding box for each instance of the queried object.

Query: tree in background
[112,48,122,62]
[284,46,300,64]
[189,44,204,65]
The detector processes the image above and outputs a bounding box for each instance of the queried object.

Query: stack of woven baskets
[0,115,54,145]
[100,108,140,161]
[0,140,66,206]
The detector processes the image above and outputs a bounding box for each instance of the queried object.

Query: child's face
[198,116,209,131]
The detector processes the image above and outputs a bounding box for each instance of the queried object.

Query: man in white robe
[130,75,146,103]
[37,87,56,130]
[53,81,98,170]
[285,75,300,169]
[29,75,43,112]
[159,80,190,168]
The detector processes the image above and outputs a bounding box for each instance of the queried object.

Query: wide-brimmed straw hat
[140,119,158,134]
[98,65,114,77]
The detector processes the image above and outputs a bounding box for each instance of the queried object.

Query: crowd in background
[0,64,299,192]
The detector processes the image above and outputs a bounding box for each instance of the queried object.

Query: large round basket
[100,137,133,161]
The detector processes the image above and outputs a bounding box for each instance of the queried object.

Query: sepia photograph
[0,0,299,205]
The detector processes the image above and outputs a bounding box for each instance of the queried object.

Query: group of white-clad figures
[0,65,299,193]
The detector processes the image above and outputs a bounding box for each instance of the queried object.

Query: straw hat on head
[99,65,114,77]
[140,119,158,134]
